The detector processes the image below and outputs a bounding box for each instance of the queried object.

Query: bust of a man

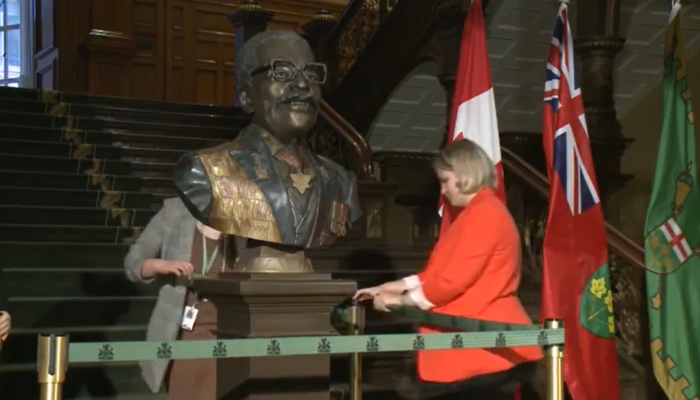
[173,30,362,271]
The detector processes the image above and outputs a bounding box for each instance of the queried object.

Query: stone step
[0,153,173,179]
[0,123,227,150]
[0,241,427,271]
[0,86,239,116]
[0,206,156,227]
[0,186,160,209]
[0,169,173,192]
[0,152,133,175]
[0,109,234,138]
[0,97,246,128]
[0,224,144,243]
[0,138,182,163]
[8,296,156,329]
[4,268,158,298]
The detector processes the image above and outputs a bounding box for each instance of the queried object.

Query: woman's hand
[373,293,403,312]
[353,285,384,302]
[153,260,194,278]
[0,312,12,341]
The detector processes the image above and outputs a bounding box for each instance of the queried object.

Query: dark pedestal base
[194,273,357,400]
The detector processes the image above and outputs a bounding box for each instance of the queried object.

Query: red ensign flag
[540,2,620,400]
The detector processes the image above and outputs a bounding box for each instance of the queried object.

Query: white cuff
[408,287,435,310]
[403,275,422,290]
[196,221,222,240]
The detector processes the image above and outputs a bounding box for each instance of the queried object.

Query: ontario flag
[540,2,620,400]
[437,0,505,238]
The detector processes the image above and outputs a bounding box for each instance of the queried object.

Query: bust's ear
[239,91,254,114]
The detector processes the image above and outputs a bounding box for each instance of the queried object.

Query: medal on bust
[290,171,312,194]
[330,201,349,236]
[276,148,313,195]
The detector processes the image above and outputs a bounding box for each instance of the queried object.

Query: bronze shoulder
[195,140,241,157]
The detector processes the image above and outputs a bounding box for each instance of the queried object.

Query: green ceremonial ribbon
[387,306,542,331]
[68,329,562,363]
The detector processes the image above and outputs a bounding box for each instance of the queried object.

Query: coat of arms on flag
[646,164,697,311]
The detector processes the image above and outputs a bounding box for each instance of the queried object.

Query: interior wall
[613,50,700,243]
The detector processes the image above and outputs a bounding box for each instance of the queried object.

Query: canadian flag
[438,0,505,239]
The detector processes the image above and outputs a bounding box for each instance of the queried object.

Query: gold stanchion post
[348,304,364,400]
[544,319,564,400]
[37,333,69,400]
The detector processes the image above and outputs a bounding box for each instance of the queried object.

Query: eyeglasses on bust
[251,59,328,85]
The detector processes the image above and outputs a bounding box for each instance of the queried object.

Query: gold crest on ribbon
[330,201,349,236]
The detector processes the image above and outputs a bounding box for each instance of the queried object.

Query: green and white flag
[644,2,700,400]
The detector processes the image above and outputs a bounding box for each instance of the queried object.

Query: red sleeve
[408,205,499,309]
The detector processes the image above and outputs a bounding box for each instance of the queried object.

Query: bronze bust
[173,30,362,273]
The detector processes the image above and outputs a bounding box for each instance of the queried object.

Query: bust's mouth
[280,98,316,112]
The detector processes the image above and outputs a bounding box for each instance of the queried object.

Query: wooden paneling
[49,0,347,104]
[133,0,166,99]
[164,0,236,104]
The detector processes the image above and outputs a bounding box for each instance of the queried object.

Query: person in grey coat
[125,197,224,396]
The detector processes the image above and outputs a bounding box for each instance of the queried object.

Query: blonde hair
[433,139,497,194]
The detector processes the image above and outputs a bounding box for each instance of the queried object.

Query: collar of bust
[251,124,301,156]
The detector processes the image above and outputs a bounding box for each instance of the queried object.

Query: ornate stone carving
[335,0,381,85]
[609,253,643,355]
[365,200,384,239]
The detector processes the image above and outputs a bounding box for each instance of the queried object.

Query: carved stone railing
[312,99,374,180]
[327,0,381,88]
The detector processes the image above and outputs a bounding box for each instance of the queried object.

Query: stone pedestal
[194,273,356,400]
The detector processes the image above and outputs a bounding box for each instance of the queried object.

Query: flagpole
[670,0,681,22]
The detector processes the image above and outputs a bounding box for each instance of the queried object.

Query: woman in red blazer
[355,139,542,400]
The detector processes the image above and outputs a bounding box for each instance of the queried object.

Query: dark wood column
[302,10,338,97]
[575,0,632,199]
[227,0,273,107]
[433,0,466,119]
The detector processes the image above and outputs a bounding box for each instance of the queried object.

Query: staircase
[0,86,422,400]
